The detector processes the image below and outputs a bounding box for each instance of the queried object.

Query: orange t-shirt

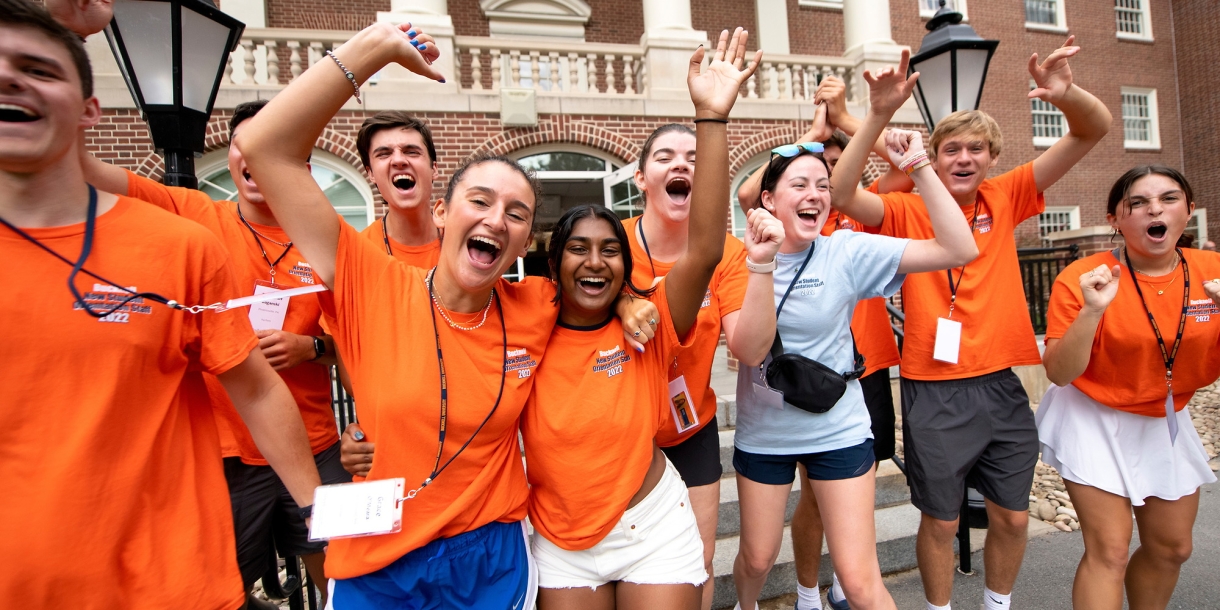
[323,221,558,579]
[877,162,1045,380]
[822,209,901,377]
[359,217,442,268]
[0,197,255,609]
[1045,249,1220,417]
[523,282,693,550]
[623,216,748,446]
[127,171,337,464]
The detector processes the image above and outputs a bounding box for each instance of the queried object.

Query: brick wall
[692,0,760,50]
[266,0,384,30]
[1171,0,1220,243]
[586,0,644,45]
[787,0,845,56]
[891,0,1183,246]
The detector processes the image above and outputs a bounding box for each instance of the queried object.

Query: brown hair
[1,0,93,98]
[928,110,1002,160]
[444,153,543,229]
[1107,165,1196,249]
[356,112,438,168]
[637,124,695,170]
[822,129,850,152]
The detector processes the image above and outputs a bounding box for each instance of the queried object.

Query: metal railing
[330,366,357,432]
[1017,245,1080,334]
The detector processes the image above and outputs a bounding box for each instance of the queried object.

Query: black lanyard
[637,219,658,277]
[381,214,394,256]
[408,272,508,499]
[238,205,293,282]
[0,187,186,317]
[1124,247,1190,386]
[776,242,815,317]
[944,202,982,316]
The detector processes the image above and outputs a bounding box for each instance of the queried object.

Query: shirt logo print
[288,261,316,284]
[975,213,993,234]
[701,288,712,309]
[593,345,630,378]
[1187,299,1217,323]
[793,277,823,295]
[77,283,153,324]
[507,348,539,379]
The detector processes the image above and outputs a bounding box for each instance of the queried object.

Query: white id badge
[308,478,405,541]
[668,375,700,434]
[249,281,289,331]
[736,359,786,411]
[933,317,962,364]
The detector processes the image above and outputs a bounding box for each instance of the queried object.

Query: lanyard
[238,205,293,282]
[0,187,219,315]
[406,271,508,501]
[381,214,394,256]
[943,202,982,317]
[637,219,658,277]
[776,242,815,317]
[1124,247,1189,387]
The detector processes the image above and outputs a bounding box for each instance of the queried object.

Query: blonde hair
[928,110,1002,160]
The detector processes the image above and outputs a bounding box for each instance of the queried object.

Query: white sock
[733,604,759,610]
[983,588,1011,610]
[926,602,951,610]
[830,573,846,602]
[796,584,823,610]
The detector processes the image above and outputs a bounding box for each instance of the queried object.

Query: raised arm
[829,50,918,228]
[235,23,443,286]
[1028,36,1112,193]
[890,128,978,273]
[665,28,760,336]
[1043,264,1120,386]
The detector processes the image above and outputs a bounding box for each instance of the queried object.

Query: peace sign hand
[1080,263,1121,314]
[1028,35,1079,106]
[687,28,763,120]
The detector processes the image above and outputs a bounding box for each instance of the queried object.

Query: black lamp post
[105,0,244,188]
[907,0,999,132]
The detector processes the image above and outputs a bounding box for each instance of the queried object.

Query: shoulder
[358,220,381,240]
[118,197,232,265]
[499,275,558,305]
[877,191,923,210]
[1055,252,1114,292]
[1183,248,1220,273]
[984,161,1036,192]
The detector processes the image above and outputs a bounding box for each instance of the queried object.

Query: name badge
[933,317,962,364]
[668,375,700,434]
[249,280,289,331]
[308,478,405,541]
[736,360,785,411]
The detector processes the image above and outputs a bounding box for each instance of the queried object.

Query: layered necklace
[427,268,495,331]
[1126,247,1181,296]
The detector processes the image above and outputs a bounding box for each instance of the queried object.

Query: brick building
[83,0,1212,261]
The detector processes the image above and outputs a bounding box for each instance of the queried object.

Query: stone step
[715,459,910,537]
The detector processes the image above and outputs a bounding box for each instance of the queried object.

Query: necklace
[238,205,293,281]
[427,269,495,331]
[1126,248,1181,295]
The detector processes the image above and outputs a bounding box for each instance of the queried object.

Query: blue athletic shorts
[733,439,875,485]
[330,520,535,610]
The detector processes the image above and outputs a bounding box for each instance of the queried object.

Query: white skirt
[1035,384,1216,506]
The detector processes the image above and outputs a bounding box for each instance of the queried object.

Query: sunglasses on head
[770,142,825,158]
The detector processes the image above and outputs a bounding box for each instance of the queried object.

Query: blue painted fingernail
[636,345,645,353]
[408,29,417,37]
[439,77,446,83]
[353,430,365,441]
[411,39,420,47]
[418,43,427,50]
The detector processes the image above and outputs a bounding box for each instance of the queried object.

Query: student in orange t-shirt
[830,38,1112,610]
[523,33,762,609]
[1,3,321,608]
[1040,167,1220,610]
[81,99,348,605]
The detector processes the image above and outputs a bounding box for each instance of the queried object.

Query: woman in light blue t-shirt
[726,56,981,610]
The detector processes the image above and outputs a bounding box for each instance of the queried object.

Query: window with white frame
[1185,208,1208,245]
[1030,81,1065,147]
[1115,0,1152,40]
[1026,0,1067,30]
[1038,206,1080,237]
[920,0,966,19]
[1121,87,1160,149]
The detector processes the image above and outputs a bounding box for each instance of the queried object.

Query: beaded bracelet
[325,50,362,104]
[899,151,929,174]
[903,158,932,176]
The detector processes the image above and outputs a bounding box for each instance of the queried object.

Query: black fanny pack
[763,243,866,415]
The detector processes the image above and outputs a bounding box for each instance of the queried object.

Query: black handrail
[1017,244,1080,334]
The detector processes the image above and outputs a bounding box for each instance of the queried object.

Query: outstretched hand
[863,48,919,117]
[1028,35,1079,106]
[744,208,785,264]
[688,28,762,120]
[814,75,849,128]
[45,0,114,38]
[372,22,445,83]
[801,103,834,144]
[1080,263,1120,313]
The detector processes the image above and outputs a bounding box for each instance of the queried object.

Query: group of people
[3,1,1218,610]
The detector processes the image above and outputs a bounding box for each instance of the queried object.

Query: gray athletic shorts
[900,369,1038,521]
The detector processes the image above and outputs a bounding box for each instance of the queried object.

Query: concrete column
[841,0,903,106]
[220,0,266,28]
[755,0,790,55]
[374,0,459,93]
[640,0,706,100]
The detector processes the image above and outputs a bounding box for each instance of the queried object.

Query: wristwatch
[312,336,326,360]
[745,257,777,274]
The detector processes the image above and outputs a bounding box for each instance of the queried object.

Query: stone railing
[743,54,856,102]
[220,28,351,87]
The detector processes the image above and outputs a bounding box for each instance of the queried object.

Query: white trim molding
[1115,0,1153,41]
[1120,86,1160,150]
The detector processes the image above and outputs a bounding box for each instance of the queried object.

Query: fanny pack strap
[768,242,866,379]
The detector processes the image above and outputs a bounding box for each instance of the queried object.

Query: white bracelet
[745,257,776,274]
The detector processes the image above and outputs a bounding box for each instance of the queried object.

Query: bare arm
[217,349,322,507]
[1043,264,1119,386]
[1028,36,1112,193]
[724,208,785,367]
[235,23,443,287]
[665,28,760,337]
[891,128,978,273]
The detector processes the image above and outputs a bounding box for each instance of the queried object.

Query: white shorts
[531,458,708,589]
[1036,383,1216,505]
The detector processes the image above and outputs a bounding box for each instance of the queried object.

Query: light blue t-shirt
[735,230,908,455]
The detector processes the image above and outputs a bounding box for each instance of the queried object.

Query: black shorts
[660,419,722,488]
[901,369,1039,521]
[733,439,875,485]
[224,441,352,588]
[860,369,896,462]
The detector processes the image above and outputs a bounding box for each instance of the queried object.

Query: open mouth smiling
[467,235,502,267]
[665,177,691,204]
[0,103,41,123]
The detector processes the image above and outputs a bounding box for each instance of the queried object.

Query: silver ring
[633,330,641,337]
[648,318,657,326]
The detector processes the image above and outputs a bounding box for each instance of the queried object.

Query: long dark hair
[547,205,654,305]
[1107,165,1196,249]
[759,149,830,206]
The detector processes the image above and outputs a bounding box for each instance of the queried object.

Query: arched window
[195,148,376,229]
[730,153,770,240]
